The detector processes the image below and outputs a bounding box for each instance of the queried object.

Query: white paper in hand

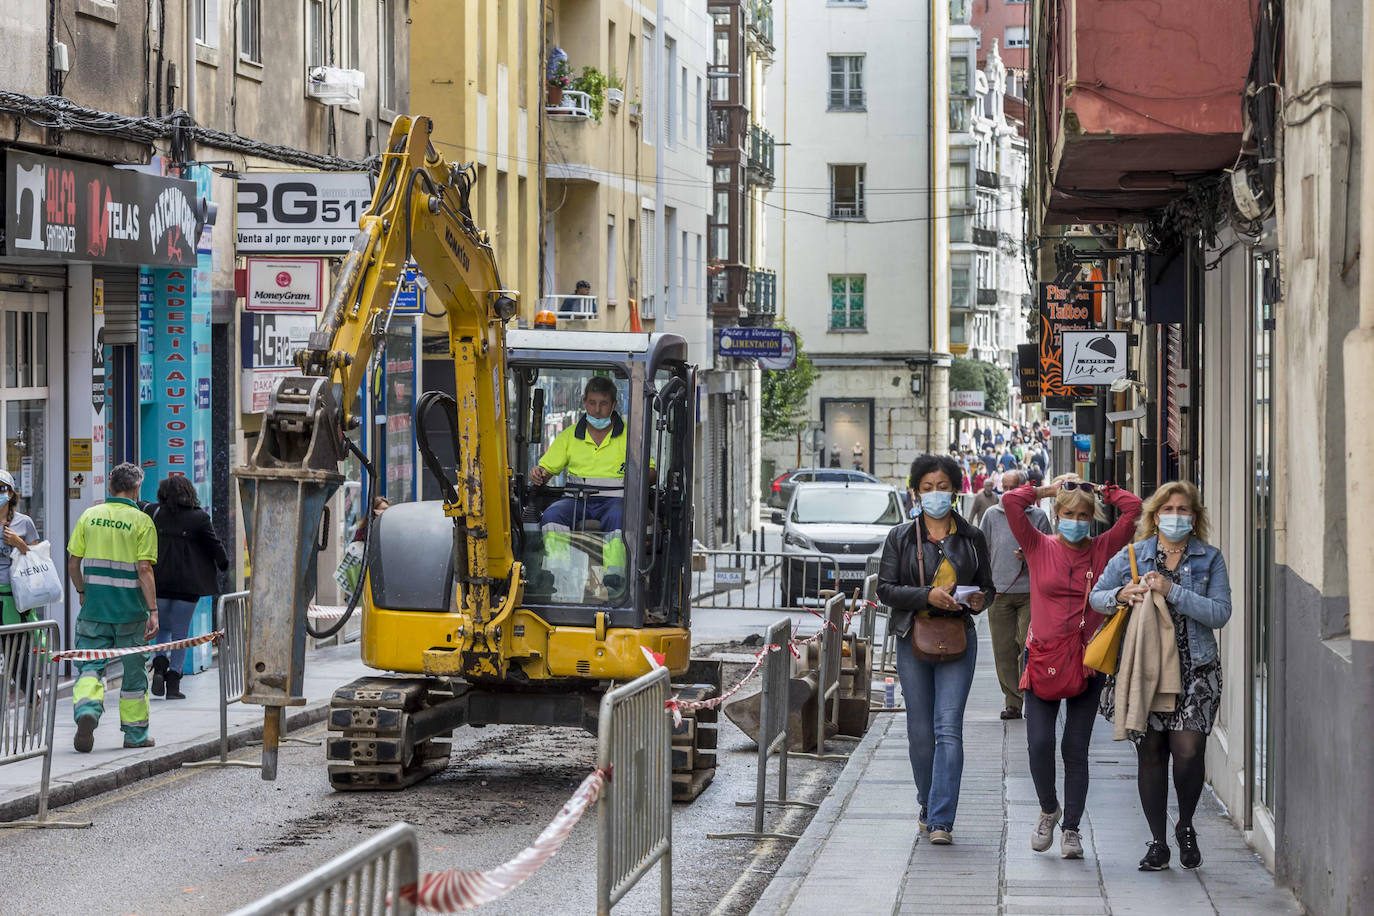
[952,585,981,605]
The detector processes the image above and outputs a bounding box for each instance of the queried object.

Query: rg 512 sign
[235,171,374,254]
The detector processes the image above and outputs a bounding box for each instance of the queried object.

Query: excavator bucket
[724,671,819,752]
[234,376,345,778]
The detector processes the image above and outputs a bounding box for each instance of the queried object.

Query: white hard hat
[0,469,13,490]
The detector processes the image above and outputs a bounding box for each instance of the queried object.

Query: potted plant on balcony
[605,70,625,111]
[548,59,571,107]
[572,66,608,121]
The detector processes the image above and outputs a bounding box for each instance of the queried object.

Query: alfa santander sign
[3,150,201,266]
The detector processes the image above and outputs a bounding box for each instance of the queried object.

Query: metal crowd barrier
[228,822,419,915]
[597,666,672,915]
[691,549,844,611]
[795,595,849,762]
[862,560,900,677]
[0,620,90,829]
[183,592,260,770]
[709,617,817,842]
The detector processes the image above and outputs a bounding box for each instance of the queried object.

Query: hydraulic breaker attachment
[234,376,345,779]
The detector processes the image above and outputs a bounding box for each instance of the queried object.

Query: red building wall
[971,0,1030,71]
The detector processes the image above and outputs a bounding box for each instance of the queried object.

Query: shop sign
[716,326,787,359]
[244,257,325,312]
[69,438,93,471]
[759,331,797,370]
[1061,330,1127,386]
[3,149,200,266]
[242,368,294,413]
[235,171,373,254]
[392,266,427,315]
[242,312,318,369]
[1073,433,1092,462]
[1017,343,1040,402]
[92,279,106,414]
[951,390,985,412]
[1038,281,1095,399]
[138,272,156,403]
[1048,411,1075,437]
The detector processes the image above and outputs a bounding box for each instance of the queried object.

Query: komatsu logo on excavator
[444,227,471,271]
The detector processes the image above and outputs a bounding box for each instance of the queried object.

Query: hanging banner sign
[950,390,985,412]
[1048,411,1075,437]
[758,331,797,370]
[1062,330,1128,386]
[1038,281,1095,399]
[242,312,319,369]
[3,150,201,265]
[716,326,786,359]
[244,257,325,312]
[235,171,374,254]
[1017,343,1041,403]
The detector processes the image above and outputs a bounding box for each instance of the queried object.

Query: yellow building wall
[410,0,543,320]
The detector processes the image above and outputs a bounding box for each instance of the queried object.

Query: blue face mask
[0,492,8,508]
[919,491,953,519]
[1158,514,1193,541]
[585,413,613,430]
[1058,518,1090,543]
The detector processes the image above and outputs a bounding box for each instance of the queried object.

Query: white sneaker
[1061,827,1084,859]
[1031,807,1061,852]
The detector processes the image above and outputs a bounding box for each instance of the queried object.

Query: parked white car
[772,482,906,606]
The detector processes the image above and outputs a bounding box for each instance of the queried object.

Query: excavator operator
[528,376,629,586]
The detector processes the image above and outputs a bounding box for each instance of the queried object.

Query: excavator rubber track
[326,676,457,791]
[671,660,723,803]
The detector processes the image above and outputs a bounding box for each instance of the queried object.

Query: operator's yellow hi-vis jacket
[537,412,629,487]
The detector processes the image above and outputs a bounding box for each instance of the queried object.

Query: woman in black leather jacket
[877,453,995,846]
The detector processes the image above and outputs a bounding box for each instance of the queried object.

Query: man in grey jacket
[979,469,1052,719]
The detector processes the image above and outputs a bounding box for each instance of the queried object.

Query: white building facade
[764,0,950,487]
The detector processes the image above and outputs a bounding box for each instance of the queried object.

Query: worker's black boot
[164,669,186,700]
[150,655,169,697]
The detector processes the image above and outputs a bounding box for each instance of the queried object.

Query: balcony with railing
[976,288,998,306]
[746,268,777,316]
[747,124,775,187]
[972,227,998,248]
[975,168,998,189]
[546,90,593,120]
[709,105,747,156]
[537,294,600,321]
[747,1,775,54]
[1038,0,1253,222]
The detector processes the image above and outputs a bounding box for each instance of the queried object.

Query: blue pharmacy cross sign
[392,266,427,315]
[715,326,786,359]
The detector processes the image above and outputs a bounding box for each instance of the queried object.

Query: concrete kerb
[748,711,896,916]
[0,700,332,823]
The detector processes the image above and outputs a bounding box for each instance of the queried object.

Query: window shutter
[639,209,656,318]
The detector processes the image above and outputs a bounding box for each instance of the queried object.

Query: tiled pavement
[752,627,1301,915]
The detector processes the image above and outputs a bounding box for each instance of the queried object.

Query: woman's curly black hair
[157,474,200,509]
[907,453,965,492]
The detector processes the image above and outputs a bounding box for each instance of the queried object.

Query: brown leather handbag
[909,532,968,663]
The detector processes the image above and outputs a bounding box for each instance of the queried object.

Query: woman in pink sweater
[1001,476,1142,859]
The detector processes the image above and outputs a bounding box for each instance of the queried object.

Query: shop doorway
[1,293,52,537]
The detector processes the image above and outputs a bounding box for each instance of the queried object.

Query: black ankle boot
[164,669,186,700]
[1176,825,1202,869]
[150,656,169,697]
[1138,840,1171,871]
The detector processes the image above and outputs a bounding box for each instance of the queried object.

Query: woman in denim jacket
[1090,480,1231,873]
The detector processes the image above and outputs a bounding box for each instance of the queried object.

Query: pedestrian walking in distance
[1002,475,1142,859]
[1091,481,1231,871]
[66,462,160,751]
[146,475,229,700]
[877,454,995,846]
[979,469,1051,720]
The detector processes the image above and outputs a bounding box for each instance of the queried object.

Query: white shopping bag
[333,540,366,596]
[11,540,64,611]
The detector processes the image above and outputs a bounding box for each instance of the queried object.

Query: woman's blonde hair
[1051,473,1107,522]
[1136,480,1210,542]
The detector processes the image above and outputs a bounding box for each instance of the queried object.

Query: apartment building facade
[765,0,949,487]
[0,0,406,639]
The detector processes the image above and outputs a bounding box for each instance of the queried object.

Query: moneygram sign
[3,150,200,266]
[235,171,374,254]
[244,257,324,312]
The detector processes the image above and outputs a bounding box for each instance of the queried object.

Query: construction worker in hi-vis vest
[66,462,160,751]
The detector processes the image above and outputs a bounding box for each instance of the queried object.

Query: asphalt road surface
[0,655,850,916]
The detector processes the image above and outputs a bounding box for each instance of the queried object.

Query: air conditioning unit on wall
[307,67,365,105]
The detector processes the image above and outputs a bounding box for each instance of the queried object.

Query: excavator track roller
[326,676,458,791]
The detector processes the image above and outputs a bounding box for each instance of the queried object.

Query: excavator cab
[507,330,694,627]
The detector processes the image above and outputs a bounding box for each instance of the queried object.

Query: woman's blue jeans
[155,598,199,673]
[896,630,978,831]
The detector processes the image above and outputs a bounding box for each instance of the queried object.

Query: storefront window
[0,294,51,537]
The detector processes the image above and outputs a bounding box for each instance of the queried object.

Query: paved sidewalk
[0,640,369,821]
[752,627,1300,916]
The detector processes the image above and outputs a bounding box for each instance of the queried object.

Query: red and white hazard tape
[399,767,606,912]
[49,629,222,662]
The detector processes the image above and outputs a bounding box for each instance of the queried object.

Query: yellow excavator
[234,116,717,794]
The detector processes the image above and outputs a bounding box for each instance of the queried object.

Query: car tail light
[770,472,789,492]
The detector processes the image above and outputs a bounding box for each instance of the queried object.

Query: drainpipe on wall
[1341,6,1374,909]
[185,0,197,124]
